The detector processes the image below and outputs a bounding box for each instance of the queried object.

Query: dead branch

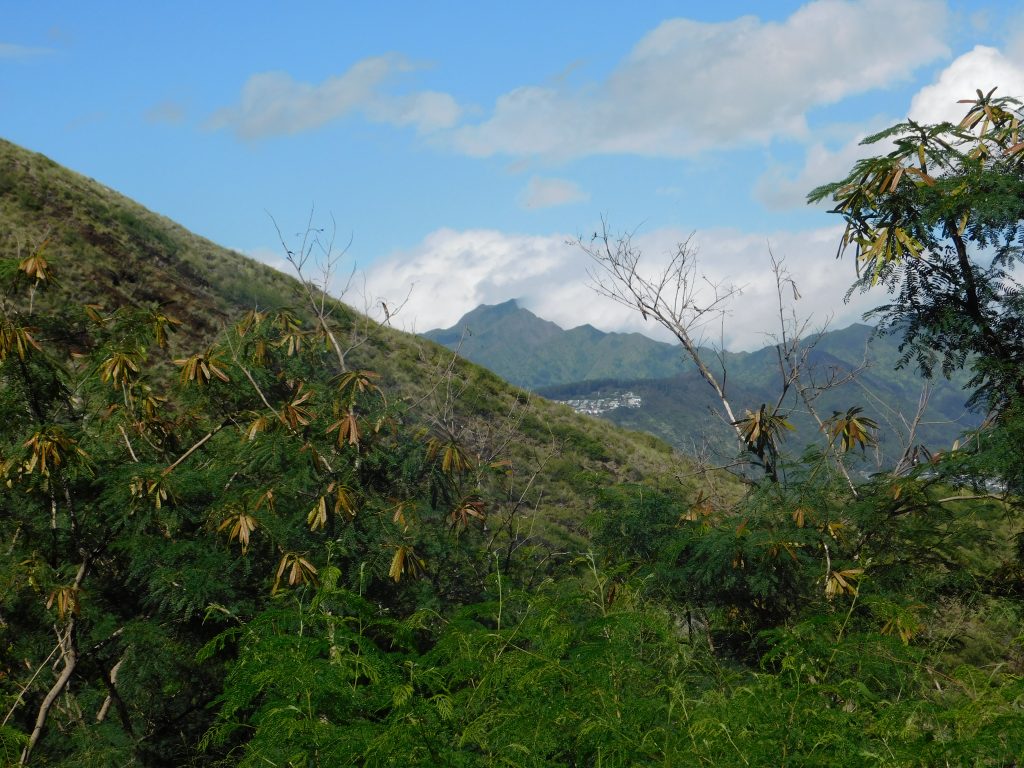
[20,559,88,765]
[95,652,132,735]
[577,222,745,450]
[270,211,356,372]
[162,424,226,476]
[766,250,858,492]
[892,385,931,476]
[118,424,139,463]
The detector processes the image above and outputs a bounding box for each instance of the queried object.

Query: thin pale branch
[578,221,745,450]
[162,424,225,477]
[20,559,88,765]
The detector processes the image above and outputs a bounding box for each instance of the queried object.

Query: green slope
[0,139,302,337]
[0,137,703,543]
[3,140,1021,768]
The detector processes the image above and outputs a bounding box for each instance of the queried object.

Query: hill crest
[0,136,703,543]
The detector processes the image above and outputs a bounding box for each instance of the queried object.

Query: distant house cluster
[557,391,642,415]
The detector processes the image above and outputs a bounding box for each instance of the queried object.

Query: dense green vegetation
[2,93,1023,766]
[0,137,687,541]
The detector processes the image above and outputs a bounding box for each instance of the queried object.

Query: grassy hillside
[3,140,1023,768]
[0,139,302,337]
[0,137,707,544]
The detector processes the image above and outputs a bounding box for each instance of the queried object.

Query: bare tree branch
[766,250,859,492]
[269,211,361,372]
[20,559,88,766]
[576,222,745,451]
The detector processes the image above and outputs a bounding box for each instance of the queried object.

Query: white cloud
[368,90,462,132]
[361,225,878,350]
[451,0,948,159]
[909,45,1024,123]
[1011,24,1024,62]
[208,54,461,139]
[755,123,886,209]
[519,177,589,209]
[759,42,1024,209]
[0,42,54,58]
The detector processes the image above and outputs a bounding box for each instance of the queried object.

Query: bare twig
[766,250,858,492]
[577,222,745,451]
[1,641,62,729]
[269,211,366,372]
[20,559,88,765]
[935,492,1007,505]
[95,653,130,733]
[162,424,225,476]
[118,424,139,463]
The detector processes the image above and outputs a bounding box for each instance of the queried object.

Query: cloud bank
[451,0,948,159]
[758,42,1024,209]
[361,225,878,351]
[208,1,950,157]
[909,45,1024,123]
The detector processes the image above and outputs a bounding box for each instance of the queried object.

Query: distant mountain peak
[423,301,684,389]
[464,298,521,316]
[436,299,555,332]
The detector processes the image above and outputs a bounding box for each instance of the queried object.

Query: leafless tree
[764,250,866,491]
[577,221,746,452]
[577,223,891,486]
[270,210,409,372]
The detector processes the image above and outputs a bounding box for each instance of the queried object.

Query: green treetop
[810,88,1024,412]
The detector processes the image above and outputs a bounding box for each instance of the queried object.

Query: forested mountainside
[0,138,710,764]
[428,302,978,463]
[424,299,687,387]
[3,90,1024,768]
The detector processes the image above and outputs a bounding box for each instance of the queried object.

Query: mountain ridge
[424,299,687,387]
[425,301,979,463]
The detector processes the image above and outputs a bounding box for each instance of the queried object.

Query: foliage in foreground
[2,89,1024,766]
[200,537,1024,767]
[4,254,1018,764]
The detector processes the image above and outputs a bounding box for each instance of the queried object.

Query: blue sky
[4,1,1024,348]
